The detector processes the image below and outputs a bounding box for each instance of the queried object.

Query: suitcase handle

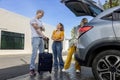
[44,38,49,53]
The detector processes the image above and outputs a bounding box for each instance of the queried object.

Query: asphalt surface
[0,54,31,80]
[0,54,95,80]
[0,64,29,80]
[8,65,95,80]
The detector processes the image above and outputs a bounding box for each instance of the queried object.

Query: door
[63,0,103,17]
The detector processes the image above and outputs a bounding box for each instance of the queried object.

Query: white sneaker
[76,70,80,73]
[62,69,66,72]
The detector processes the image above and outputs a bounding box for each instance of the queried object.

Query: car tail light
[78,26,93,38]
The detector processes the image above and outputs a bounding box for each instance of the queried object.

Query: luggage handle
[44,48,49,53]
[44,38,49,53]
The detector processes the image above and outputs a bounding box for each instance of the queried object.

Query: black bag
[38,39,53,73]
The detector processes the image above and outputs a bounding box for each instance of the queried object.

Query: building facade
[0,8,56,55]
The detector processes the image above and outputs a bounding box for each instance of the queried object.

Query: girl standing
[51,23,64,71]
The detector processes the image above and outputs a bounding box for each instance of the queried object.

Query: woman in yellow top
[51,23,64,71]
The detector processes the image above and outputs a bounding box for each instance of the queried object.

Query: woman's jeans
[30,37,44,70]
[52,41,64,70]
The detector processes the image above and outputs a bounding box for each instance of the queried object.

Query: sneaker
[62,69,66,72]
[29,69,36,77]
[76,70,80,73]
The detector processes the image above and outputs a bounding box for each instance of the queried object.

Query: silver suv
[63,0,120,80]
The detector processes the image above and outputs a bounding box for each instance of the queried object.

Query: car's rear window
[89,6,102,16]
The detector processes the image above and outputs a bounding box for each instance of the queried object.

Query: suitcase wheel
[49,70,52,73]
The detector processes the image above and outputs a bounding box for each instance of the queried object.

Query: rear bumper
[74,53,86,66]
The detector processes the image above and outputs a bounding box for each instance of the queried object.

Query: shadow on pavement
[0,64,30,80]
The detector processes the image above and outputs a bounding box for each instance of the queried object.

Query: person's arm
[31,23,39,30]
[55,37,64,41]
[36,28,46,38]
[31,19,46,38]
[55,31,64,41]
[40,26,45,32]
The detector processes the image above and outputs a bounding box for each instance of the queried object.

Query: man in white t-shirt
[29,10,47,76]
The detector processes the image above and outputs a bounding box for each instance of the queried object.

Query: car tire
[92,50,120,80]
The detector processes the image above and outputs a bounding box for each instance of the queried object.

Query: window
[101,13,113,20]
[113,8,120,21]
[89,6,103,16]
[0,31,24,49]
[101,9,120,21]
[112,12,120,21]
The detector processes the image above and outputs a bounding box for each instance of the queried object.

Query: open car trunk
[63,0,103,17]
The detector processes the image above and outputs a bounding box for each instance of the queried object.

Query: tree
[103,0,120,9]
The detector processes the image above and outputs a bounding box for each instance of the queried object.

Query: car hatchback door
[63,0,103,17]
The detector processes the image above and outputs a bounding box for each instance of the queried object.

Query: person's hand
[39,27,45,31]
[42,27,45,31]
[46,37,49,40]
[44,36,49,40]
[54,38,60,41]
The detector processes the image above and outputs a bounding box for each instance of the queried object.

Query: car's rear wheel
[92,50,120,80]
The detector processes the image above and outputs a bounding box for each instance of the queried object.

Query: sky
[0,0,105,38]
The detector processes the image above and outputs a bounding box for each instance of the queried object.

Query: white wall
[0,8,55,55]
[64,39,69,51]
[0,8,31,55]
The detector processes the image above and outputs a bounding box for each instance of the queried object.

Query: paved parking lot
[0,54,95,80]
[8,65,95,80]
